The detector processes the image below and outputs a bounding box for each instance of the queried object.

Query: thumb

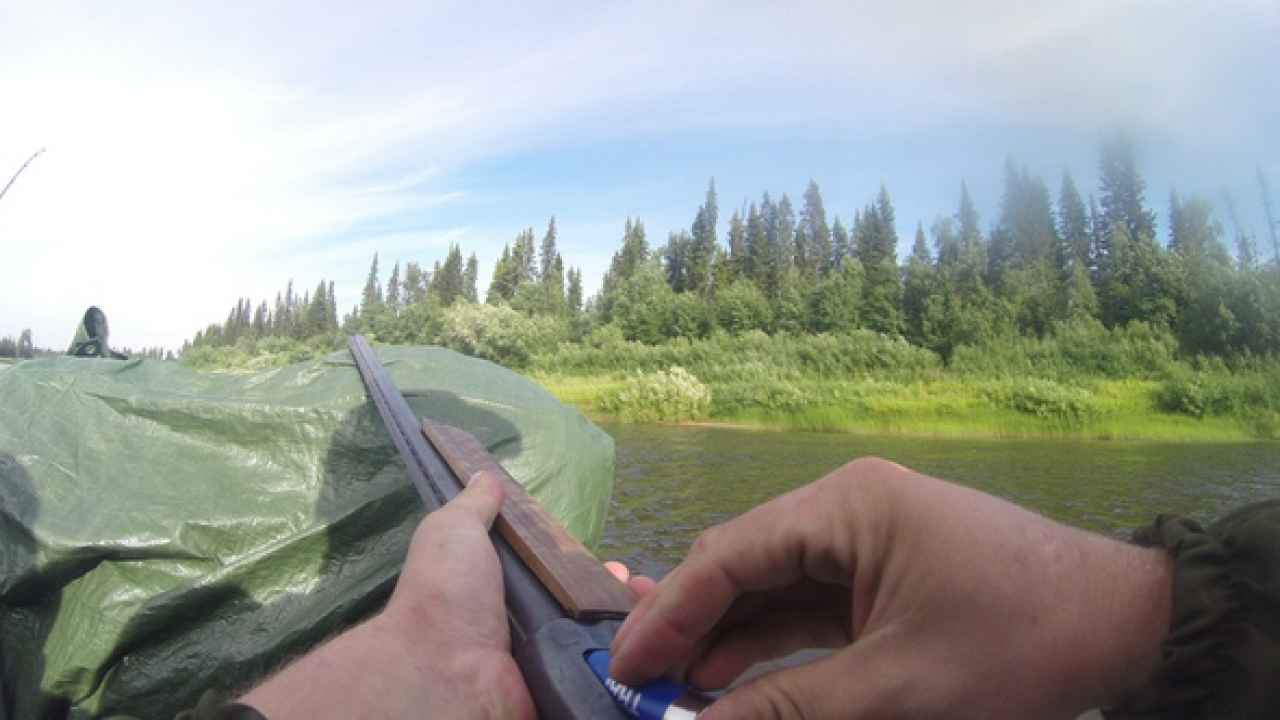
[445,469,505,528]
[701,645,890,720]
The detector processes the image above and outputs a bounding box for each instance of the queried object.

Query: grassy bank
[532,374,1264,441]
[179,313,1280,442]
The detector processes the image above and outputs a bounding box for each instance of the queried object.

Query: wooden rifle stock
[348,336,633,719]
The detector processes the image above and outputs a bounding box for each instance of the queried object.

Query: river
[597,422,1280,577]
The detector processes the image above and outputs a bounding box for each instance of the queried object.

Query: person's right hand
[609,457,1173,719]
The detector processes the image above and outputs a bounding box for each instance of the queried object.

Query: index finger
[609,477,857,685]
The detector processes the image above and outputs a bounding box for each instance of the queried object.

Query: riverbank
[533,373,1272,442]
[178,321,1280,442]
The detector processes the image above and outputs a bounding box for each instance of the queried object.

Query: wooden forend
[421,420,635,620]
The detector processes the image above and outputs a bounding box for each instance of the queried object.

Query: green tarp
[0,347,614,719]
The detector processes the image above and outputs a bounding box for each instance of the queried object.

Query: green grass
[529,374,1269,442]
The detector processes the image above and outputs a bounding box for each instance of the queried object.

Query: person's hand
[243,470,533,720]
[609,457,1173,720]
[244,468,652,720]
[377,469,536,719]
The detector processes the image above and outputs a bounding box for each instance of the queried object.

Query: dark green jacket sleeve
[171,692,267,720]
[1107,500,1280,719]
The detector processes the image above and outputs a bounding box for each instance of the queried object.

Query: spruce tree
[361,254,383,315]
[1098,132,1157,249]
[328,281,338,330]
[431,245,466,306]
[957,182,982,257]
[542,253,564,312]
[284,280,296,334]
[600,218,649,319]
[539,216,558,282]
[687,180,718,294]
[1057,171,1090,274]
[801,180,832,276]
[745,202,767,286]
[487,245,514,304]
[464,252,480,303]
[403,262,425,306]
[902,222,936,346]
[567,267,583,314]
[663,231,692,292]
[768,194,796,299]
[386,261,401,315]
[831,216,849,270]
[306,279,328,335]
[857,186,902,334]
[726,209,747,280]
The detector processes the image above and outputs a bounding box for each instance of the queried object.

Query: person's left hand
[378,469,536,719]
[381,470,653,719]
[244,469,650,719]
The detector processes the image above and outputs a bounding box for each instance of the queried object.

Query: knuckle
[688,524,722,558]
[742,679,808,720]
[827,456,905,495]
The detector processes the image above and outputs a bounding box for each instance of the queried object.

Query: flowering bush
[598,366,711,423]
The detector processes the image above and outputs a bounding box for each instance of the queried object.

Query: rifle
[348,336,707,719]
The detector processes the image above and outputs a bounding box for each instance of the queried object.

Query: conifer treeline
[187,134,1280,363]
[0,330,35,358]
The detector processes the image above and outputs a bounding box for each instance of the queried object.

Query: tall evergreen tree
[361,254,383,315]
[800,180,832,276]
[512,228,537,286]
[1057,171,1091,274]
[431,245,466,306]
[403,262,426,306]
[487,245,515,304]
[272,292,285,334]
[599,218,649,319]
[328,281,338,330]
[1098,132,1157,251]
[16,329,33,358]
[539,216,558,282]
[831,216,850,269]
[857,186,903,334]
[284,280,296,334]
[902,222,937,345]
[386,261,401,314]
[687,179,719,294]
[663,231,692,293]
[766,194,796,299]
[957,181,983,257]
[464,252,480,304]
[566,267,583,314]
[745,202,767,286]
[726,209,747,280]
[306,279,329,335]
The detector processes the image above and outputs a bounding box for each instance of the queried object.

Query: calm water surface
[597,423,1280,578]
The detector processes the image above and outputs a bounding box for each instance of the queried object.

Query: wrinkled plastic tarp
[0,346,614,719]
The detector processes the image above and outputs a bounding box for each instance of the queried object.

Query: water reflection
[599,423,1280,578]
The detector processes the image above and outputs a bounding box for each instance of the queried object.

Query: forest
[179,134,1280,440]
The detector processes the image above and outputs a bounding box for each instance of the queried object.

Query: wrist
[1074,539,1173,709]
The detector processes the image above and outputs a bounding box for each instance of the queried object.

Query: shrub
[1157,368,1280,419]
[951,318,1178,380]
[983,379,1100,425]
[437,303,569,368]
[533,329,940,382]
[598,366,711,423]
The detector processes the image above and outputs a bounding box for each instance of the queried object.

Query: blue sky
[1,1,1277,350]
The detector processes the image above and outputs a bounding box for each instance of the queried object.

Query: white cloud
[1,1,1275,349]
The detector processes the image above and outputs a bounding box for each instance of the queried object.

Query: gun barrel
[347,336,633,718]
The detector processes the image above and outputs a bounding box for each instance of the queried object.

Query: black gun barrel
[348,337,629,718]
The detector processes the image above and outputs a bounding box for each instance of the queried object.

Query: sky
[1,1,1277,351]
